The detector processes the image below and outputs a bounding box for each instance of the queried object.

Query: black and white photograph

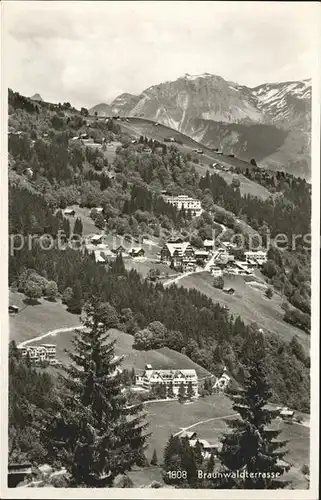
[1,1,320,498]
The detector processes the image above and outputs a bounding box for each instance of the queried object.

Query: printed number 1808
[166,471,187,479]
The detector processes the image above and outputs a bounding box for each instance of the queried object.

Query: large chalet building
[160,241,196,268]
[136,365,199,397]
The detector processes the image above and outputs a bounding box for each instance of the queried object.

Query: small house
[129,247,145,258]
[203,239,215,251]
[90,234,103,245]
[24,168,33,178]
[210,266,223,277]
[279,407,295,420]
[94,249,112,264]
[214,369,231,391]
[94,251,106,264]
[63,209,75,216]
[9,305,19,314]
[114,245,126,256]
[189,439,220,459]
[195,250,209,261]
[8,463,33,488]
[185,262,196,271]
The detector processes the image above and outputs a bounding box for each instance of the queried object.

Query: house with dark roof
[63,208,75,216]
[160,241,195,268]
[129,247,145,258]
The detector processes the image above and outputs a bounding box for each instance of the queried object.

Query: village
[61,193,267,282]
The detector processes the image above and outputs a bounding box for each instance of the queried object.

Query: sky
[3,1,319,109]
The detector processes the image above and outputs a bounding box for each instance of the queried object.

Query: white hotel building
[163,195,203,217]
[136,365,199,396]
[18,344,58,365]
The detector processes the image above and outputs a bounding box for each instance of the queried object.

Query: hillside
[179,273,310,351]
[8,89,311,413]
[9,292,211,378]
[54,328,212,378]
[114,117,272,200]
[89,102,112,116]
[89,74,311,178]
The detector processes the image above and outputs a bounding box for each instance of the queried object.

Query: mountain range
[90,74,311,178]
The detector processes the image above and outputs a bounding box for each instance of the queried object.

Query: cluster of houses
[84,233,146,264]
[211,162,233,172]
[17,343,59,366]
[160,237,267,274]
[162,194,203,218]
[70,133,105,145]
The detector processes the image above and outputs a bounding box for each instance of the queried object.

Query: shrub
[45,281,58,301]
[301,464,310,476]
[213,276,224,290]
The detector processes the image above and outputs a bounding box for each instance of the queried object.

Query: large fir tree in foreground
[42,298,148,487]
[216,334,290,489]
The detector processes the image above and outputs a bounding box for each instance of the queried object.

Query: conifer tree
[167,381,175,399]
[73,217,83,236]
[62,217,70,239]
[42,298,148,487]
[130,367,136,384]
[187,380,194,400]
[112,254,126,274]
[66,280,83,314]
[151,448,158,466]
[178,382,186,403]
[163,435,184,484]
[180,436,198,486]
[193,439,204,469]
[206,451,215,474]
[216,335,290,489]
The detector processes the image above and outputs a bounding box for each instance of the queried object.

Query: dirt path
[174,413,236,437]
[18,326,85,348]
[163,270,196,287]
